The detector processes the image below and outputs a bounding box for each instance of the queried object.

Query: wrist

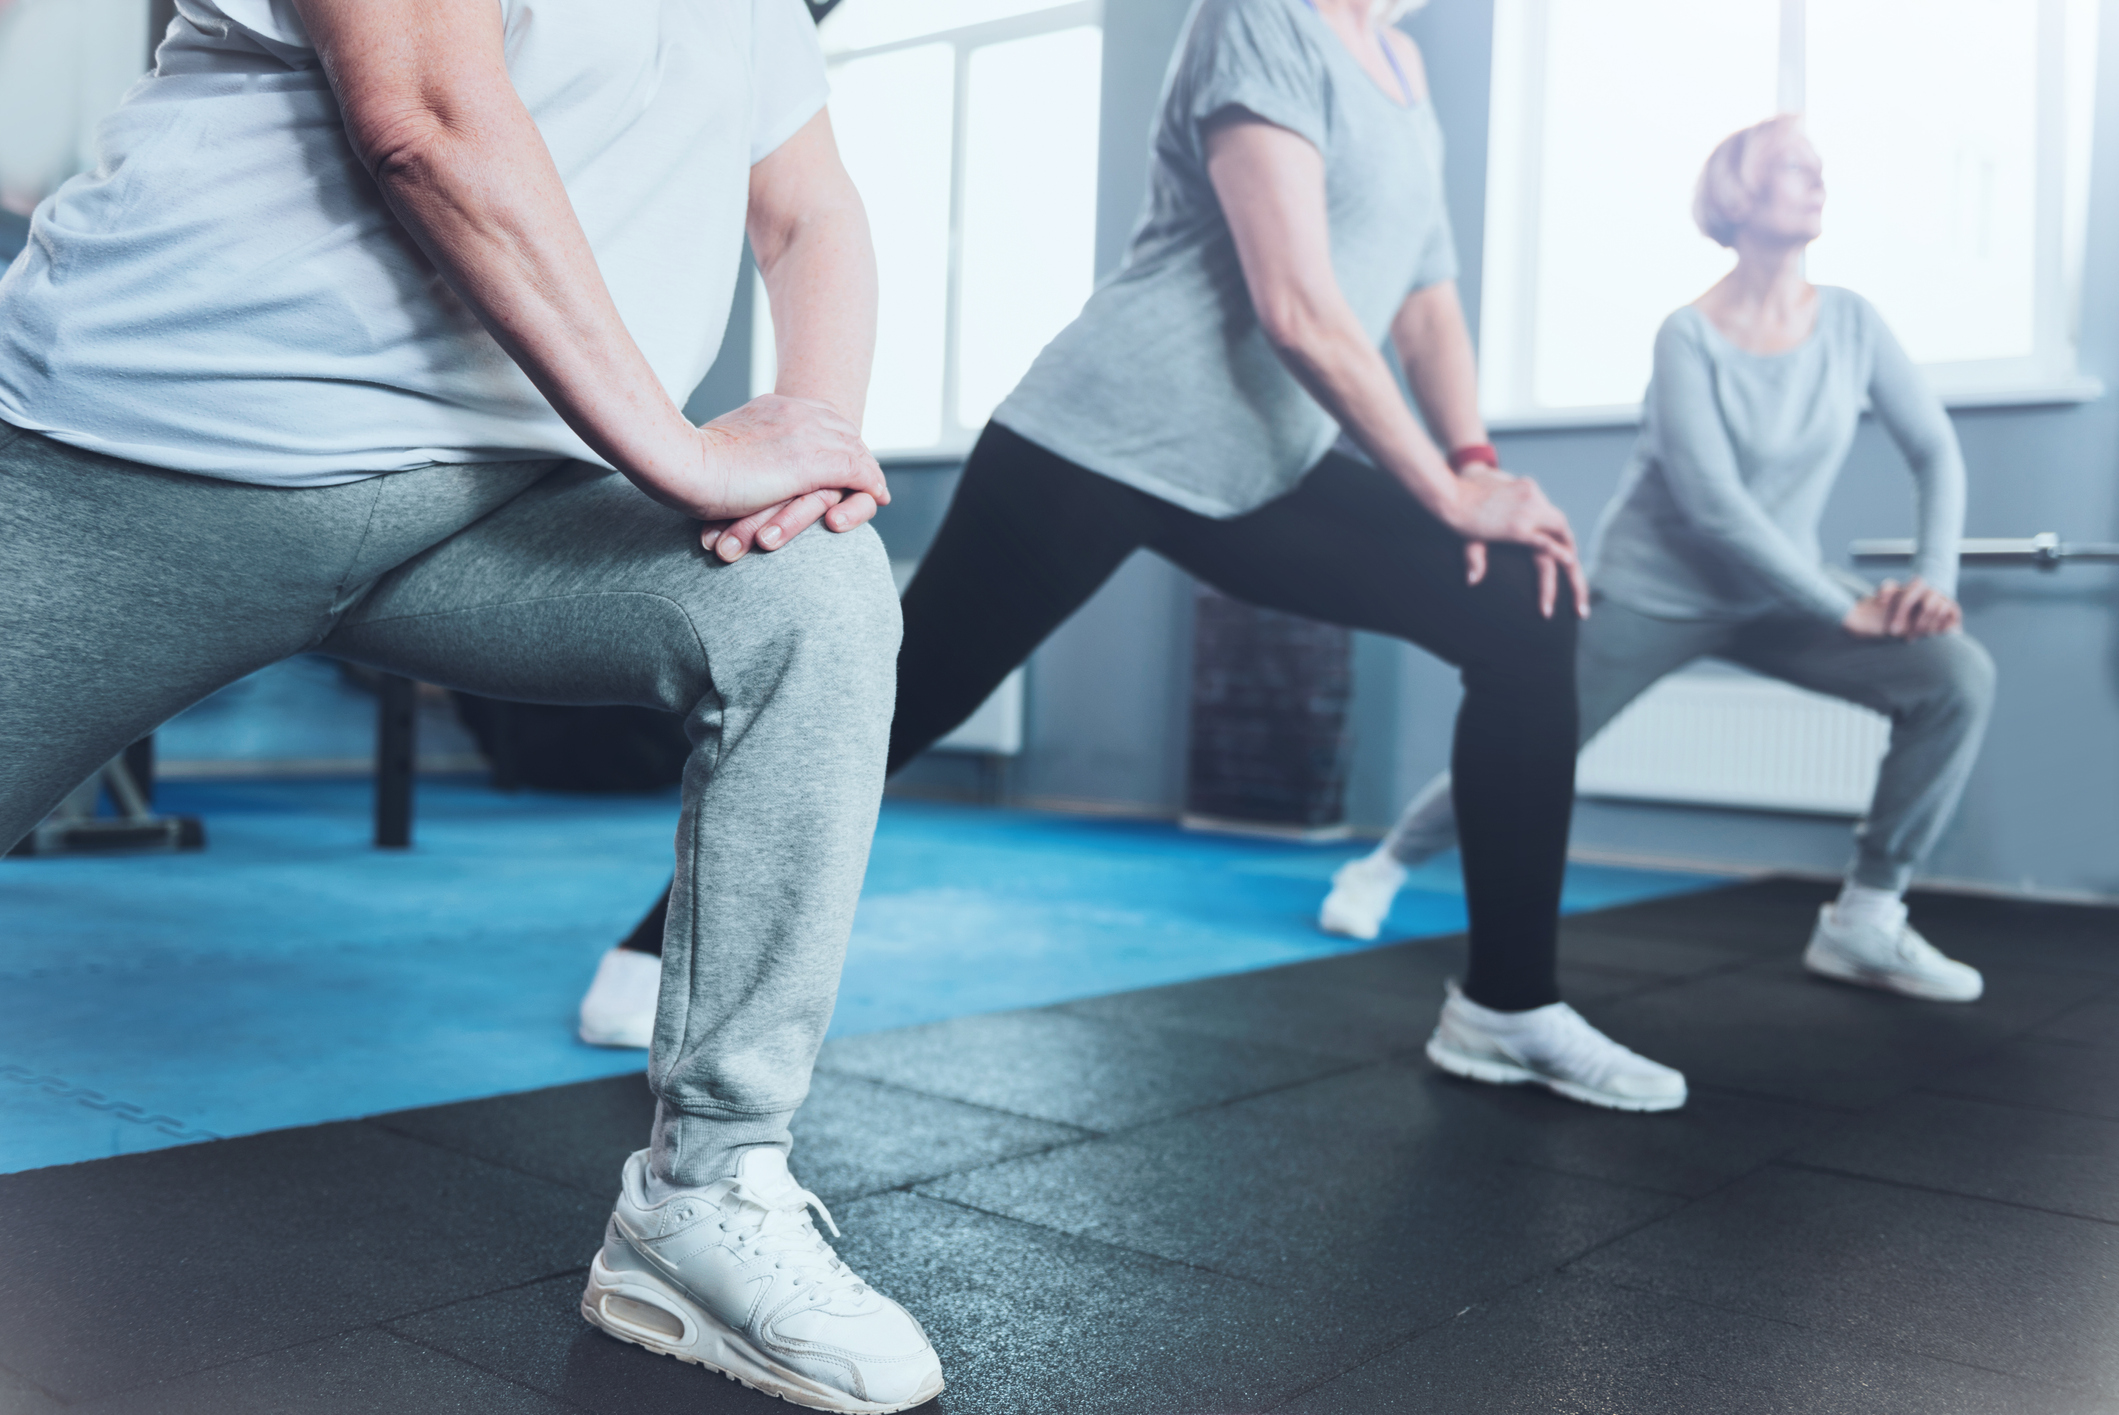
[1447,442,1499,474]
[626,418,721,510]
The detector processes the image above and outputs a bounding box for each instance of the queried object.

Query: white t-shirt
[0,0,827,486]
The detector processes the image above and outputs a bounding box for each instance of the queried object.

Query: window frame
[1476,0,2103,432]
[756,0,1105,460]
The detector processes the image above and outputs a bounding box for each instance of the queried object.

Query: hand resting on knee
[1843,577,1962,640]
[295,0,888,566]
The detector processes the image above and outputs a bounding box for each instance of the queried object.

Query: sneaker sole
[577,1020,653,1049]
[1801,944,1983,1003]
[1425,1036,1685,1113]
[580,1250,945,1413]
[1317,897,1383,940]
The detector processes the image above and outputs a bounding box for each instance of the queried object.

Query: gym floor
[0,778,1710,1175]
[4,875,2117,1412]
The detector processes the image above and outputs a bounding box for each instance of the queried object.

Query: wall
[707,0,2119,898]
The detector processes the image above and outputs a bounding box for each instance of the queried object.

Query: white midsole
[1425,1036,1685,1114]
[1802,943,1980,1002]
[579,1250,942,1414]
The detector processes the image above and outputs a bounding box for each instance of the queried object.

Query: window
[1478,0,2099,425]
[0,0,149,216]
[754,0,1104,457]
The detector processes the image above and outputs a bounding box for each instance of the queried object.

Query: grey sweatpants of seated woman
[1382,593,1995,892]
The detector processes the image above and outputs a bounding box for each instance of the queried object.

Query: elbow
[1254,286,1330,361]
[353,109,460,194]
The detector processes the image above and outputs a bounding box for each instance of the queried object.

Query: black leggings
[623,423,1578,1011]
[890,423,1577,1010]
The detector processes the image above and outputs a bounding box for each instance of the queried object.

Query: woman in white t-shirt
[0,1,942,1407]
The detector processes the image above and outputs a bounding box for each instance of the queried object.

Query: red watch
[1448,442,1500,473]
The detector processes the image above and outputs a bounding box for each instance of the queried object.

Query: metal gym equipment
[8,738,206,857]
[1852,533,2119,571]
[373,674,417,849]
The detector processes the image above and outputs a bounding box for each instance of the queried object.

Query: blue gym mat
[0,780,1725,1174]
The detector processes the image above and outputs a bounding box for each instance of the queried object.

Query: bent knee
[1928,632,1997,715]
[713,523,901,677]
[1460,564,1579,689]
[782,522,901,647]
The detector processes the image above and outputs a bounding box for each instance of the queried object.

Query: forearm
[1906,448,1965,595]
[1267,295,1457,514]
[1392,281,1487,455]
[754,205,876,428]
[1854,301,1965,597]
[1658,435,1857,620]
[1651,339,1856,620]
[1873,368,1965,597]
[1206,117,1456,516]
[364,113,698,495]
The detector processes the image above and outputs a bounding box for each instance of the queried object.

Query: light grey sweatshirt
[1590,287,1964,623]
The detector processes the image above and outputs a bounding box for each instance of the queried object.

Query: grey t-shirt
[1590,288,1965,623]
[992,0,1457,518]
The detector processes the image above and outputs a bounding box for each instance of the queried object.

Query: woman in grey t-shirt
[1331,116,1995,1005]
[887,0,1686,1111]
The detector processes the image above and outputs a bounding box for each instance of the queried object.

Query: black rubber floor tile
[0,1122,605,1402]
[390,1273,808,1414]
[1930,1037,2119,1122]
[1055,960,1442,1060]
[2034,996,2119,1045]
[1556,922,1759,979]
[1419,1069,1836,1197]
[0,1364,64,1415]
[1053,959,1656,1062]
[67,1330,572,1415]
[373,1071,1086,1207]
[1906,895,2119,978]
[1558,877,1837,957]
[1793,1091,2119,1223]
[814,1008,1352,1132]
[1574,1165,2119,1397]
[1278,1272,2108,1415]
[397,1192,1370,1415]
[786,1074,1092,1201]
[1199,935,1459,1001]
[372,1072,656,1199]
[1577,959,2086,1110]
[832,1191,1378,1414]
[1556,962,1692,1003]
[920,1065,1681,1326]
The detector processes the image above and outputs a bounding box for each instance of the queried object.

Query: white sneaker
[1319,850,1408,941]
[1803,904,1983,1002]
[578,948,661,1049]
[583,1148,945,1413]
[1425,981,1687,1112]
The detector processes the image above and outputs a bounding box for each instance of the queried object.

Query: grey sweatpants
[1382,594,1995,892]
[0,424,899,1185]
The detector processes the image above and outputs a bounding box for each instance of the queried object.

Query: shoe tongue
[730,1146,804,1207]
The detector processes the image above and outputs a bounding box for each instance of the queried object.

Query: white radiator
[891,560,1024,756]
[1575,669,1887,816]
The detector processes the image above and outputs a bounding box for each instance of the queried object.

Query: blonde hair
[1693,114,1805,248]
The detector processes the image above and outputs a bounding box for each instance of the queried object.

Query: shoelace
[715,1178,868,1301]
